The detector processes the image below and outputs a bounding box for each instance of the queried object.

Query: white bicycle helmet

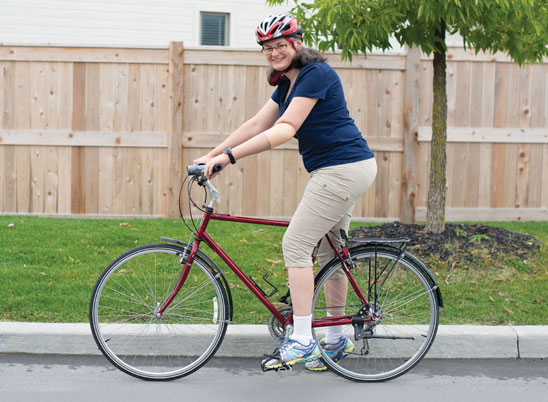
[256,14,302,45]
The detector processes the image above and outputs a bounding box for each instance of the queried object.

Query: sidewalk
[1,322,547,359]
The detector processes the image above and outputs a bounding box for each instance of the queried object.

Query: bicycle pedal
[260,355,293,372]
[261,362,293,372]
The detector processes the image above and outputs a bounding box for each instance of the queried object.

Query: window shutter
[201,13,228,46]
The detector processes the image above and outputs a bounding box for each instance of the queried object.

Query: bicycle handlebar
[187,164,223,177]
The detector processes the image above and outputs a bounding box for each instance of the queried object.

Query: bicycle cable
[178,174,209,235]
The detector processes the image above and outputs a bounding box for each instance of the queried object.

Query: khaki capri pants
[282,158,377,273]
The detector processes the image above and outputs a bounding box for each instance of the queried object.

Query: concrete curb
[0,322,547,359]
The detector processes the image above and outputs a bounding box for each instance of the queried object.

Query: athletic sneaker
[305,335,355,371]
[261,337,321,371]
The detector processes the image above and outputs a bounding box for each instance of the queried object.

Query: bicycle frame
[157,177,371,330]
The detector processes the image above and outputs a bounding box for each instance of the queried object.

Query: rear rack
[348,237,410,244]
[348,237,410,251]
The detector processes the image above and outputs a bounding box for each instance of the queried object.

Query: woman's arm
[194,99,279,164]
[204,96,318,177]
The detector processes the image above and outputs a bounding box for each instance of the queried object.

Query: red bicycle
[89,164,442,382]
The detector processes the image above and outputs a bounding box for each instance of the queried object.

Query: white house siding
[0,0,288,48]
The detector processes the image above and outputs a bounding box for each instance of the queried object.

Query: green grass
[0,216,547,325]
[422,221,548,325]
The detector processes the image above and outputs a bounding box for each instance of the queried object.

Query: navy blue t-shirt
[271,61,374,172]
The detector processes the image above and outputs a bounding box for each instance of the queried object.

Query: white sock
[326,313,345,344]
[291,314,313,344]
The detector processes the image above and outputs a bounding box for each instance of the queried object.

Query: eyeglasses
[262,43,289,55]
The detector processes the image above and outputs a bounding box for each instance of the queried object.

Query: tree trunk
[425,23,447,234]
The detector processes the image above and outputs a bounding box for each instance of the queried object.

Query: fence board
[416,143,430,209]
[542,144,548,207]
[482,63,496,127]
[503,144,519,208]
[401,46,420,222]
[490,143,505,208]
[417,127,548,143]
[111,147,125,214]
[545,65,548,128]
[2,62,16,129]
[166,42,184,218]
[455,62,470,127]
[365,69,380,137]
[494,63,508,129]
[445,142,456,207]
[152,148,167,216]
[506,64,521,127]
[531,64,545,128]
[114,63,129,132]
[374,152,389,217]
[269,150,284,217]
[0,147,4,211]
[15,147,31,212]
[516,144,529,209]
[519,66,533,128]
[99,63,115,132]
[0,47,168,64]
[124,148,140,215]
[57,146,71,214]
[469,62,483,127]
[477,143,493,208]
[418,61,433,127]
[465,143,481,208]
[391,70,405,139]
[141,148,154,215]
[388,152,402,218]
[282,150,299,217]
[526,145,544,208]
[30,146,45,212]
[3,146,17,212]
[227,159,244,216]
[98,147,113,215]
[44,146,59,214]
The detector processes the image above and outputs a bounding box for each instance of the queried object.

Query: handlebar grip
[187,164,223,177]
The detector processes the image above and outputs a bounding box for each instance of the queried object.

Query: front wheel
[89,243,229,380]
[312,245,440,382]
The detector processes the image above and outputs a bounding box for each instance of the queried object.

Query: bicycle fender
[402,250,444,308]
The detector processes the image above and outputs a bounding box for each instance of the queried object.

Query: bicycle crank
[267,305,292,341]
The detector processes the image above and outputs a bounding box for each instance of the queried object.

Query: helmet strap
[271,68,290,84]
[270,38,299,84]
[285,37,297,50]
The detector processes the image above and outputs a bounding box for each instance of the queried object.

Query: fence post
[401,46,421,222]
[166,41,185,218]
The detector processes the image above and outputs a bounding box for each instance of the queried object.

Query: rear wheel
[312,245,439,382]
[90,244,229,380]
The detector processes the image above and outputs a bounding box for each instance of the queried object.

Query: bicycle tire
[89,243,229,381]
[312,244,440,382]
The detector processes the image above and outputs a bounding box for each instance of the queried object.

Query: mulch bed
[349,222,541,263]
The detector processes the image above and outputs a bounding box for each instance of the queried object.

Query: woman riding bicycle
[194,13,377,371]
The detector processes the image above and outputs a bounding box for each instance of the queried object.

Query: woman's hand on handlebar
[193,154,213,166]
[204,153,230,179]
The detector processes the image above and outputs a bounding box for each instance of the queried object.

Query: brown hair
[267,47,327,86]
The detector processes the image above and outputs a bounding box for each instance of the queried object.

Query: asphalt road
[0,354,546,402]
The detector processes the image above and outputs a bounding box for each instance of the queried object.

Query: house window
[201,12,229,46]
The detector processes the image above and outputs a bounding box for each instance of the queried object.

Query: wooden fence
[0,43,547,221]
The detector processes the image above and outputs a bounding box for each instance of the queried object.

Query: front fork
[155,236,199,318]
